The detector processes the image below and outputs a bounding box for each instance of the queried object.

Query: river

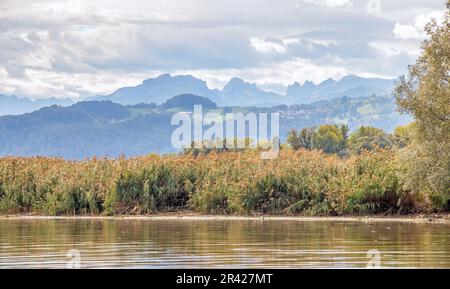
[0,218,449,268]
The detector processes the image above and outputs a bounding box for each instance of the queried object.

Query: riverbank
[1,212,450,224]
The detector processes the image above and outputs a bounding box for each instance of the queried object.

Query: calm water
[0,219,449,268]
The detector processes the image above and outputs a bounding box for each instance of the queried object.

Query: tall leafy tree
[287,127,316,150]
[394,1,450,210]
[299,127,316,150]
[348,126,392,154]
[287,129,302,150]
[313,125,345,154]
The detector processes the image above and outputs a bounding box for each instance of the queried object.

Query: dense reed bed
[0,149,440,216]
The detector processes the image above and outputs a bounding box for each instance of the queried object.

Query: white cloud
[310,39,338,46]
[369,41,420,58]
[301,0,352,9]
[175,56,391,91]
[0,67,164,99]
[0,0,445,99]
[415,10,445,28]
[393,23,423,40]
[393,10,445,40]
[282,38,301,45]
[250,37,287,54]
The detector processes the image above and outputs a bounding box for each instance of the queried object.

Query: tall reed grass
[0,149,433,215]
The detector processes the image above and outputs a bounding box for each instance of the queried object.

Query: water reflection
[0,219,449,268]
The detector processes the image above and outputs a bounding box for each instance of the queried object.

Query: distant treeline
[286,124,413,156]
[182,124,414,158]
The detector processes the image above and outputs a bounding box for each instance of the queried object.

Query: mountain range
[286,75,395,103]
[98,73,395,107]
[0,73,397,116]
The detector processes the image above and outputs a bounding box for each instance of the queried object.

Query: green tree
[299,127,316,150]
[313,125,345,154]
[393,123,416,148]
[287,127,316,151]
[287,129,302,150]
[394,1,450,210]
[348,126,392,154]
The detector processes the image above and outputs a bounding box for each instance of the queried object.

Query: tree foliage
[348,126,393,154]
[287,125,348,154]
[394,1,450,210]
[393,123,416,148]
[313,125,347,154]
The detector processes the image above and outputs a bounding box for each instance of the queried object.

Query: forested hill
[0,94,411,159]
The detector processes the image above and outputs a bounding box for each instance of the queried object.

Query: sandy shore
[1,213,449,224]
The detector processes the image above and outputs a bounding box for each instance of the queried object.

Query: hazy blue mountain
[100,74,290,106]
[287,75,395,103]
[98,73,395,107]
[1,74,397,116]
[217,77,290,107]
[99,73,219,105]
[286,80,318,103]
[0,94,411,159]
[0,94,73,116]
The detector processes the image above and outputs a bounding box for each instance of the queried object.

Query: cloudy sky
[0,0,446,99]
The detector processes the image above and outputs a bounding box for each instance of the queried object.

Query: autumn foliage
[0,149,434,216]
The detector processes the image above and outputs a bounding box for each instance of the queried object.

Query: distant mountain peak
[142,73,207,86]
[0,94,73,116]
[225,77,245,86]
[287,75,395,104]
[341,74,362,80]
[157,73,172,79]
[104,73,213,105]
[319,77,336,86]
[223,77,259,91]
[289,82,302,88]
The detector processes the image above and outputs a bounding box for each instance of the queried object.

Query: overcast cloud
[0,0,446,99]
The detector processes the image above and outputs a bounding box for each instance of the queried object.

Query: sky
[0,0,446,99]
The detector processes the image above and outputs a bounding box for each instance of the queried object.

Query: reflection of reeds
[0,150,422,215]
[1,219,449,268]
